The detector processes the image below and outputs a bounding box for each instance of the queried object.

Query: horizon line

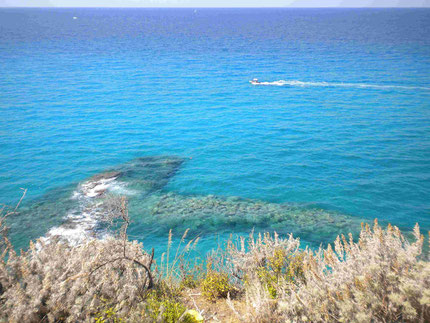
[1,6,430,9]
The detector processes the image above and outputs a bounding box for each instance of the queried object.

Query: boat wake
[252,80,430,91]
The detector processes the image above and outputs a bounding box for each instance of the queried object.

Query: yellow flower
[185,309,204,322]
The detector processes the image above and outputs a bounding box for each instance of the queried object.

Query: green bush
[145,290,186,323]
[201,267,234,301]
[95,306,123,323]
[179,273,199,289]
[256,249,306,298]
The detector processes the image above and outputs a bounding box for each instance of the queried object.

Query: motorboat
[249,78,261,85]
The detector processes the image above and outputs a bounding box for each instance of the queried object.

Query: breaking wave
[42,172,122,245]
[38,157,185,246]
[252,80,430,91]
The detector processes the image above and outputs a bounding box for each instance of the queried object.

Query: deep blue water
[1,8,430,252]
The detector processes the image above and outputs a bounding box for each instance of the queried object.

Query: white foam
[81,176,118,198]
[43,213,97,245]
[42,174,128,245]
[108,181,138,196]
[252,80,430,91]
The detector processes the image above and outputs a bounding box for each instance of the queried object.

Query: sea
[1,8,429,255]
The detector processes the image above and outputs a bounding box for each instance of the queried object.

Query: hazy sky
[1,0,429,7]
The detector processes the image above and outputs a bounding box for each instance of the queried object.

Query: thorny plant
[226,221,430,323]
[0,192,156,322]
[2,191,430,323]
[97,194,155,290]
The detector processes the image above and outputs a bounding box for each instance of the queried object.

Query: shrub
[225,231,305,300]
[228,221,430,323]
[181,309,204,322]
[201,261,234,301]
[145,290,186,323]
[255,249,305,298]
[279,221,430,323]
[2,193,430,322]
[179,273,199,289]
[226,231,302,282]
[95,300,124,323]
[0,196,155,322]
[0,237,155,322]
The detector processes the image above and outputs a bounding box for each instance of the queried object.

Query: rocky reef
[8,156,185,247]
[10,155,366,248]
[145,193,362,244]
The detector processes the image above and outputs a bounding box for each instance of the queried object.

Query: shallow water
[1,8,429,253]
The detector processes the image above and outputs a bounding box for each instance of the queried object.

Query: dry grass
[0,195,154,322]
[1,193,429,322]
[226,221,430,323]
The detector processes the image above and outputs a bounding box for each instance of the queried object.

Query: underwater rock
[11,155,368,248]
[81,172,120,198]
[131,193,366,246]
[8,156,185,247]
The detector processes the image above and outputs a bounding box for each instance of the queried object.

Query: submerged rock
[132,193,365,245]
[9,156,185,247]
[11,155,368,248]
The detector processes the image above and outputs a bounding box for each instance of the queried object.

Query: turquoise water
[1,8,430,253]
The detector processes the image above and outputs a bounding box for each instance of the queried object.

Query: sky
[1,0,429,8]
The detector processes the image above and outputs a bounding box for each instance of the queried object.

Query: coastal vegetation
[1,195,429,322]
